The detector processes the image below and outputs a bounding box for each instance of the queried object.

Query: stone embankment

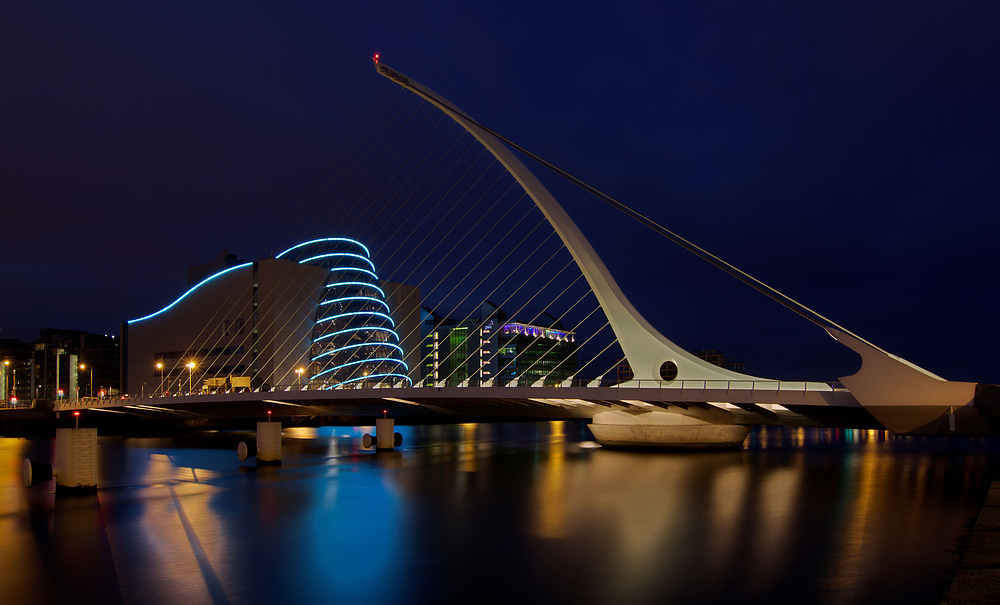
[942,477,1000,604]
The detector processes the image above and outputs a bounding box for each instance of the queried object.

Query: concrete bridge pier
[588,410,749,450]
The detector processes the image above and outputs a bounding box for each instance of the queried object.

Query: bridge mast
[373,58,765,384]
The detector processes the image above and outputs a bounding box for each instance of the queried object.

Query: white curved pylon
[375,61,767,383]
[827,328,975,408]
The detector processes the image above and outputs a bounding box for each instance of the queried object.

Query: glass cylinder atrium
[275,238,409,388]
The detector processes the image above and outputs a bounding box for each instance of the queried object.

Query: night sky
[4,1,999,384]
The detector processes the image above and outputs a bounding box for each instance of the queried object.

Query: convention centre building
[122,238,420,396]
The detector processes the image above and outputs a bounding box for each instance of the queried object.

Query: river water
[0,423,997,605]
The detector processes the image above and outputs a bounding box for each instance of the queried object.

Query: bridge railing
[600,379,843,392]
[0,399,35,410]
[63,378,846,404]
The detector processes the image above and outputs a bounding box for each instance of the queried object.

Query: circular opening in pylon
[659,361,678,382]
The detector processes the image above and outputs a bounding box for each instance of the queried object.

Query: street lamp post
[187,362,195,395]
[156,362,163,396]
[79,364,93,398]
[295,368,304,389]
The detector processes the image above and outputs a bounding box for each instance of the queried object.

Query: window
[659,361,678,382]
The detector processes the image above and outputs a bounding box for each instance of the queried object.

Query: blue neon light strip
[128,263,254,324]
[298,253,375,270]
[309,358,409,381]
[275,238,370,259]
[319,296,391,312]
[327,267,379,280]
[313,326,400,343]
[311,342,405,361]
[320,373,413,388]
[325,282,385,296]
[316,311,395,327]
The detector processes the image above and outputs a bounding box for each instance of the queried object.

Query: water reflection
[1,423,997,605]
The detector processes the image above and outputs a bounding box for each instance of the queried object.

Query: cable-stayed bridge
[45,59,1000,446]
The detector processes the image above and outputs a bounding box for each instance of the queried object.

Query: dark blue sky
[3,1,999,383]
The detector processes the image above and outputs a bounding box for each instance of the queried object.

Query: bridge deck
[48,384,863,428]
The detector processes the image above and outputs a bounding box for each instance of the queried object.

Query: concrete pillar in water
[256,421,282,465]
[31,427,98,494]
[363,418,403,451]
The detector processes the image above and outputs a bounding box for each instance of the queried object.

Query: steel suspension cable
[404,86,887,356]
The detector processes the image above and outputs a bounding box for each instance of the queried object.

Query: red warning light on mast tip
[373,53,380,63]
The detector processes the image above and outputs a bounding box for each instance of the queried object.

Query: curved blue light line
[316,311,395,327]
[319,296,391,312]
[326,373,413,388]
[128,263,253,324]
[311,342,405,361]
[309,358,409,381]
[313,326,400,343]
[275,237,370,259]
[325,282,385,296]
[298,253,375,270]
[327,267,379,280]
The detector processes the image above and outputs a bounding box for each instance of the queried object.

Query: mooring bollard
[362,415,402,451]
[237,414,282,465]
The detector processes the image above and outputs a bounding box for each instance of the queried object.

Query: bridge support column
[588,410,749,450]
[362,418,403,451]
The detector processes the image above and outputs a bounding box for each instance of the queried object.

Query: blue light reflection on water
[0,423,998,605]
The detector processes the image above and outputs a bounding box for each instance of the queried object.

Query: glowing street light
[295,367,304,388]
[187,362,196,395]
[156,362,164,396]
[79,363,93,398]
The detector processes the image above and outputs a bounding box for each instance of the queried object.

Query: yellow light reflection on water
[284,427,318,439]
[100,477,228,603]
[750,465,801,590]
[460,423,478,473]
[820,431,879,600]
[532,421,566,539]
[705,464,748,568]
